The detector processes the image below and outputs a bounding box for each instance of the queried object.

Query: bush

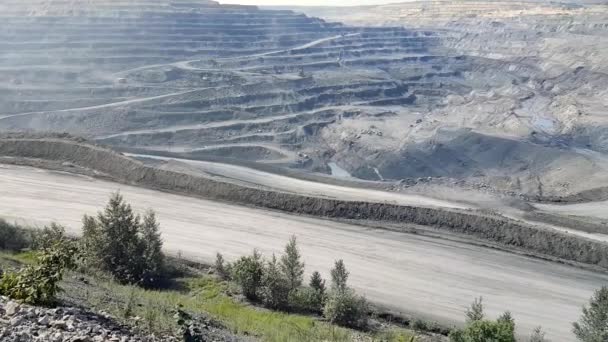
[466,297,484,322]
[529,326,547,342]
[450,298,516,342]
[33,223,69,250]
[261,254,290,310]
[0,227,78,305]
[323,288,369,329]
[573,286,608,342]
[0,219,34,251]
[449,319,516,342]
[323,260,368,329]
[82,192,165,286]
[231,249,264,300]
[289,287,325,314]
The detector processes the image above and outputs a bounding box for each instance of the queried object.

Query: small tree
[231,249,264,300]
[139,210,165,287]
[450,298,515,342]
[498,311,514,326]
[573,286,608,342]
[215,253,230,280]
[330,259,349,293]
[449,319,516,342]
[280,235,305,292]
[529,326,547,342]
[310,271,326,297]
[94,192,142,283]
[323,260,368,328]
[466,297,484,322]
[82,192,165,286]
[261,254,290,310]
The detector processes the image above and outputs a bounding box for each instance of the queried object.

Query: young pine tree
[330,259,349,293]
[95,192,142,283]
[139,210,165,286]
[280,235,305,292]
[573,286,608,342]
[466,297,484,322]
[261,254,290,310]
[310,271,326,297]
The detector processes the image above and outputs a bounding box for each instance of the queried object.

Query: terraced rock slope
[1,0,607,201]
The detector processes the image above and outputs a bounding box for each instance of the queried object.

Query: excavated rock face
[0,0,607,198]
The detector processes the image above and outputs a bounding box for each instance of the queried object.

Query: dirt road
[1,164,606,340]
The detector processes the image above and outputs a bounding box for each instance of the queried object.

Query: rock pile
[0,296,155,342]
[0,296,247,342]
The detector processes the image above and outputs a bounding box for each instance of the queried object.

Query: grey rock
[5,301,20,316]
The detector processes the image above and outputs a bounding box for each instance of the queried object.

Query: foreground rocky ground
[0,295,244,342]
[0,296,156,342]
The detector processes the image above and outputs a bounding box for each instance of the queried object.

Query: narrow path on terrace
[113,33,360,75]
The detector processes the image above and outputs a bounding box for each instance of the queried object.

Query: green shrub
[215,253,230,280]
[82,192,165,287]
[466,297,484,322]
[450,298,516,342]
[261,254,290,310]
[288,287,324,314]
[323,260,368,329]
[231,249,264,300]
[0,229,78,305]
[573,286,608,342]
[0,219,34,251]
[323,288,369,329]
[449,319,516,342]
[529,326,547,342]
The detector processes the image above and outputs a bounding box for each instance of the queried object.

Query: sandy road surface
[1,164,607,340]
[126,153,471,209]
[536,201,608,220]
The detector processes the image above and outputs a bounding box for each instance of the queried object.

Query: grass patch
[66,273,354,341]
[59,271,419,342]
[0,250,37,268]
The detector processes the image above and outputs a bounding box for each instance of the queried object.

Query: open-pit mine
[1,0,607,340]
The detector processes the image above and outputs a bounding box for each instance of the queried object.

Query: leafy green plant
[0,230,78,305]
